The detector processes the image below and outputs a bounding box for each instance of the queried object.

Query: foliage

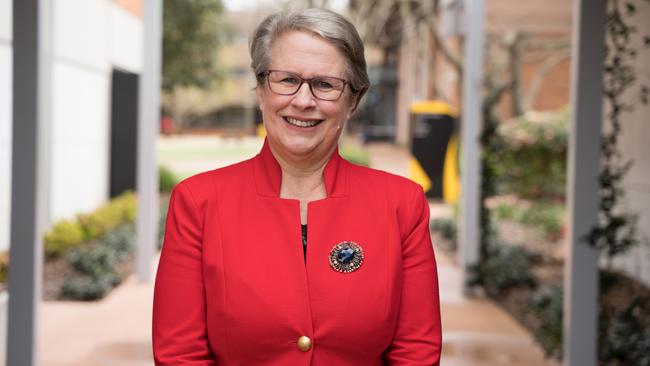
[102,224,135,261]
[59,224,135,301]
[162,0,226,92]
[340,143,371,167]
[491,110,569,200]
[530,271,650,364]
[44,220,86,258]
[598,270,650,366]
[430,217,457,250]
[492,199,565,240]
[67,244,122,284]
[77,191,137,240]
[530,285,564,359]
[159,165,180,193]
[585,0,650,263]
[59,274,119,301]
[599,296,650,365]
[479,242,537,296]
[43,191,136,260]
[0,251,8,283]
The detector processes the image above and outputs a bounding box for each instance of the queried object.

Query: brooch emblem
[329,241,364,273]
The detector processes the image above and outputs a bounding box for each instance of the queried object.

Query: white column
[563,0,606,364]
[7,0,51,364]
[136,0,162,282]
[458,0,484,291]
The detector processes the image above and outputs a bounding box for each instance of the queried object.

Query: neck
[268,144,334,200]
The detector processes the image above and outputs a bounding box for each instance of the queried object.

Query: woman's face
[256,31,356,163]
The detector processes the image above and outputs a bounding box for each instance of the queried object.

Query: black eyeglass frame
[260,69,350,101]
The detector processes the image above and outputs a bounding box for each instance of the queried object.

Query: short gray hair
[250,8,369,106]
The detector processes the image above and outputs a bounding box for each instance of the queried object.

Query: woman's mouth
[284,117,323,128]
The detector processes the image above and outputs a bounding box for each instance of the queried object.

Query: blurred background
[1,0,649,365]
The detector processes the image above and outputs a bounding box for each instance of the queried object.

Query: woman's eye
[315,80,334,90]
[281,77,300,85]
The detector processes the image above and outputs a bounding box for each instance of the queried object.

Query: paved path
[32,138,557,365]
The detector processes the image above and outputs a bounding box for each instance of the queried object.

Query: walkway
[34,138,556,365]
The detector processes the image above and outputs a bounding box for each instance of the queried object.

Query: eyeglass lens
[267,71,345,101]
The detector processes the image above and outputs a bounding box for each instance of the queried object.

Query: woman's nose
[290,82,317,108]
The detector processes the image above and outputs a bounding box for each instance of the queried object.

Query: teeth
[286,117,319,127]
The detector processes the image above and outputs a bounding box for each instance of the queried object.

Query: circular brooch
[329,241,364,273]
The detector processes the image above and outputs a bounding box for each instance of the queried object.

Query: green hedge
[530,285,563,359]
[77,191,137,240]
[492,200,565,240]
[488,109,568,200]
[159,165,180,193]
[59,224,134,301]
[44,220,85,258]
[473,241,538,296]
[531,272,650,365]
[44,191,136,257]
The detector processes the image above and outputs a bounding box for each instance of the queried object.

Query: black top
[301,224,307,262]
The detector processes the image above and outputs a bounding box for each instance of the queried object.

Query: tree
[162,0,226,92]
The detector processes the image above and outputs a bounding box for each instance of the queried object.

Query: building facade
[0,0,144,252]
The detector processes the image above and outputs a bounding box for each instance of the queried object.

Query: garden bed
[432,214,650,364]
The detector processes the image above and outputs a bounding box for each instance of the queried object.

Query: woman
[153,8,441,365]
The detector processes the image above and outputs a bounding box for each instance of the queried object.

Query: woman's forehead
[269,31,347,77]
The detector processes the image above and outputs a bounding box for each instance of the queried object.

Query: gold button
[297,336,312,352]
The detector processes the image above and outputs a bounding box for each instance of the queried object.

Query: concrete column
[563,0,606,364]
[458,0,484,291]
[7,0,51,364]
[136,0,162,282]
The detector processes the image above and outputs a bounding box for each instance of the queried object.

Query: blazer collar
[253,138,347,198]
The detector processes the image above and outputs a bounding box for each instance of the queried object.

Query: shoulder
[344,160,424,198]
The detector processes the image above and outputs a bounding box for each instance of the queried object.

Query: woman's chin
[272,138,330,160]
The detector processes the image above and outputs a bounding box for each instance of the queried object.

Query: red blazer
[153,140,442,365]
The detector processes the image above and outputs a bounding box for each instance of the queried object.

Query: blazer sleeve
[383,185,442,365]
[152,183,216,365]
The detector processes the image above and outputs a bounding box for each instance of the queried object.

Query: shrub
[530,285,563,359]
[598,271,650,366]
[160,166,179,193]
[492,199,565,240]
[58,224,134,301]
[77,191,136,240]
[489,109,568,200]
[430,217,457,250]
[599,296,650,366]
[68,243,121,280]
[101,224,135,261]
[480,242,537,296]
[59,275,118,301]
[44,220,85,257]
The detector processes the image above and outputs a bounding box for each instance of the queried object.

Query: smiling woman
[153,8,442,365]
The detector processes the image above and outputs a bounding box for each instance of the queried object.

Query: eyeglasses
[261,70,349,101]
